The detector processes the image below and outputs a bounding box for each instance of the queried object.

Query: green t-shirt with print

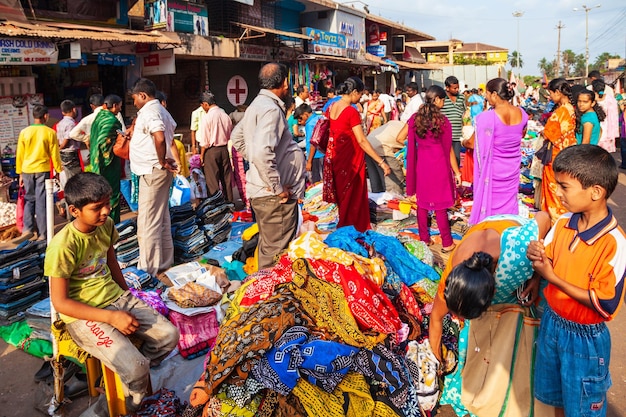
[44,217,123,323]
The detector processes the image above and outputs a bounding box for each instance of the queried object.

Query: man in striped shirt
[440,76,466,165]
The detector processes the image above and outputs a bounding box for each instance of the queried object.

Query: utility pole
[513,11,524,80]
[555,21,564,76]
[573,4,601,79]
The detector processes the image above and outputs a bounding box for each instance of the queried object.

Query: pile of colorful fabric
[183,227,462,417]
[301,183,338,233]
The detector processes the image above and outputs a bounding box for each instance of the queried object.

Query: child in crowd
[575,89,606,145]
[527,144,625,417]
[188,154,208,208]
[46,172,179,412]
[16,104,63,241]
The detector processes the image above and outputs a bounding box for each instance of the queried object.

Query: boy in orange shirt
[527,144,626,417]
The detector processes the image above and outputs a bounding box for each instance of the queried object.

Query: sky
[361,0,625,76]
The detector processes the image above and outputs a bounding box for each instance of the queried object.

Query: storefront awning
[403,46,426,64]
[396,61,442,70]
[232,22,312,41]
[0,20,180,45]
[297,54,352,63]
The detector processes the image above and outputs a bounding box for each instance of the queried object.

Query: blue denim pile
[0,240,47,323]
[171,202,211,263]
[195,190,234,247]
[122,266,156,290]
[115,218,140,269]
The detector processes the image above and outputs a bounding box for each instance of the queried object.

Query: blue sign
[303,27,347,57]
[367,45,386,57]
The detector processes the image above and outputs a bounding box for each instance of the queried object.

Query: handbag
[113,132,130,159]
[310,115,330,153]
[461,304,555,417]
[534,138,553,165]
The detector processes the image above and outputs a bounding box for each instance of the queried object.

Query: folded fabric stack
[115,218,139,269]
[196,191,233,246]
[302,182,338,232]
[0,240,47,324]
[122,266,155,290]
[25,297,52,341]
[183,228,457,417]
[171,202,211,263]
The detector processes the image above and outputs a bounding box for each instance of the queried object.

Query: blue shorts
[534,305,612,416]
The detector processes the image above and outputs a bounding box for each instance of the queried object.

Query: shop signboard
[145,0,168,30]
[0,94,43,149]
[303,27,347,57]
[165,0,208,35]
[140,49,176,75]
[335,11,365,58]
[366,45,386,57]
[226,75,248,107]
[239,44,271,61]
[0,38,58,65]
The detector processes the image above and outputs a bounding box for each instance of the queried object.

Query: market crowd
[13,63,626,416]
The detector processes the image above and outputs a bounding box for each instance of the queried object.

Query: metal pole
[512,11,524,80]
[585,8,589,79]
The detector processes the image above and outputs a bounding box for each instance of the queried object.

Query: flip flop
[441,244,457,254]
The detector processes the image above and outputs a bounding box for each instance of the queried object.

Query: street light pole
[573,4,601,79]
[512,11,524,81]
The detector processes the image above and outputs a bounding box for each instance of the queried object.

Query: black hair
[588,70,602,80]
[64,172,113,209]
[337,76,365,95]
[547,78,572,106]
[258,62,288,90]
[130,78,157,98]
[200,91,216,105]
[486,77,515,101]
[32,105,48,119]
[60,100,75,114]
[103,94,122,107]
[294,103,312,120]
[374,89,383,94]
[553,144,618,198]
[89,94,104,107]
[591,79,606,97]
[445,76,459,87]
[406,82,419,92]
[575,89,606,135]
[155,91,167,104]
[296,85,308,95]
[412,85,447,139]
[444,252,496,319]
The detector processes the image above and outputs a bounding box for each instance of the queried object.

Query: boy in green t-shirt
[45,172,179,412]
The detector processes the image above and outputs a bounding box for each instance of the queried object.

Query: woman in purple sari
[463,78,528,224]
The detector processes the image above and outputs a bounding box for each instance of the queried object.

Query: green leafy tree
[591,52,621,71]
[508,51,523,69]
[561,49,577,77]
[538,57,556,78]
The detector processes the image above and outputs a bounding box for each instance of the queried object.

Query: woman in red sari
[323,77,391,232]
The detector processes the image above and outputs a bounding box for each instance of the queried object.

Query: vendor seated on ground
[46,172,179,413]
[429,212,551,362]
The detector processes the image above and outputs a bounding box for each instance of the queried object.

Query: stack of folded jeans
[122,266,155,290]
[196,190,234,247]
[115,218,139,268]
[0,240,47,323]
[25,297,52,341]
[171,202,210,263]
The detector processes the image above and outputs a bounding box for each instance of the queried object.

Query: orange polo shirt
[544,210,626,324]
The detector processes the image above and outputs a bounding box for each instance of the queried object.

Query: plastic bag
[169,174,191,207]
[16,187,25,233]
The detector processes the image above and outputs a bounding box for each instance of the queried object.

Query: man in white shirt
[378,90,396,121]
[400,82,423,123]
[129,78,178,277]
[294,85,310,108]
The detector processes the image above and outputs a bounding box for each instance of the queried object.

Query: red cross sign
[226,75,248,107]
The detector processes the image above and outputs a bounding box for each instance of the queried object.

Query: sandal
[441,244,457,253]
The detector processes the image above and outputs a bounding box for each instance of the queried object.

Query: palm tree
[538,57,555,78]
[508,51,523,69]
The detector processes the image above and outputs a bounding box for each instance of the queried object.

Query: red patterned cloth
[240,255,294,306]
[306,258,401,335]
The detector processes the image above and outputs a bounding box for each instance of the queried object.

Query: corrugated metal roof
[0,20,180,45]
